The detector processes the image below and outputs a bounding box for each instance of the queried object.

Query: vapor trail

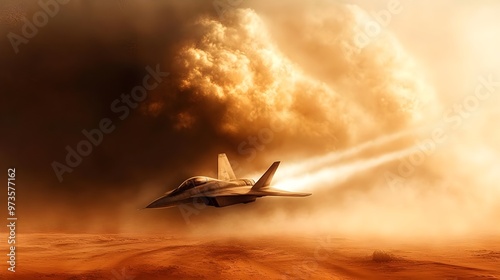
[274,128,424,181]
[273,145,420,192]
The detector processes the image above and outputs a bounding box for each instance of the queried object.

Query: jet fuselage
[146,177,257,208]
[145,154,310,209]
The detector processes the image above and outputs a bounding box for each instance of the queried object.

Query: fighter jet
[145,154,311,208]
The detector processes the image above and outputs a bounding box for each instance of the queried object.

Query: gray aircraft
[145,154,311,208]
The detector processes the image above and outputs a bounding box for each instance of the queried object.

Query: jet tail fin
[251,161,280,191]
[218,153,236,181]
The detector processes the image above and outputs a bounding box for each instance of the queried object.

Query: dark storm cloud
[0,0,231,231]
[1,0,217,185]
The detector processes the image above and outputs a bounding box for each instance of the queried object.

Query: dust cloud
[155,1,499,239]
[1,0,499,240]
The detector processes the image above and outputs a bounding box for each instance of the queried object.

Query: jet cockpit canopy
[169,176,211,196]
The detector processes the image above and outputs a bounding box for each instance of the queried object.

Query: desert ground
[1,233,499,280]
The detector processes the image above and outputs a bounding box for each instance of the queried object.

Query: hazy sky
[1,0,499,236]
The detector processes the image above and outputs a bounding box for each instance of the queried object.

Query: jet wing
[191,187,310,197]
[249,188,311,197]
[190,186,251,197]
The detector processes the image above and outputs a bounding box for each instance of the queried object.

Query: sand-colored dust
[2,233,499,279]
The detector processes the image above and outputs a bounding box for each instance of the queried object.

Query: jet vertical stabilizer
[218,153,236,181]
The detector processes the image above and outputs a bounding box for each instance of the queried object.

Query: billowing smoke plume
[156,6,435,150]
[151,3,497,238]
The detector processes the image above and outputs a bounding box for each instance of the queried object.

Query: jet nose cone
[145,195,168,208]
[145,194,180,209]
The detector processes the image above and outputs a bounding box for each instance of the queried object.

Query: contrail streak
[273,145,420,192]
[274,128,425,181]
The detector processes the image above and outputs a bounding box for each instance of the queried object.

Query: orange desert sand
[2,233,499,279]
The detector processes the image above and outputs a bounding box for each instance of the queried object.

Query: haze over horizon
[1,0,499,239]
